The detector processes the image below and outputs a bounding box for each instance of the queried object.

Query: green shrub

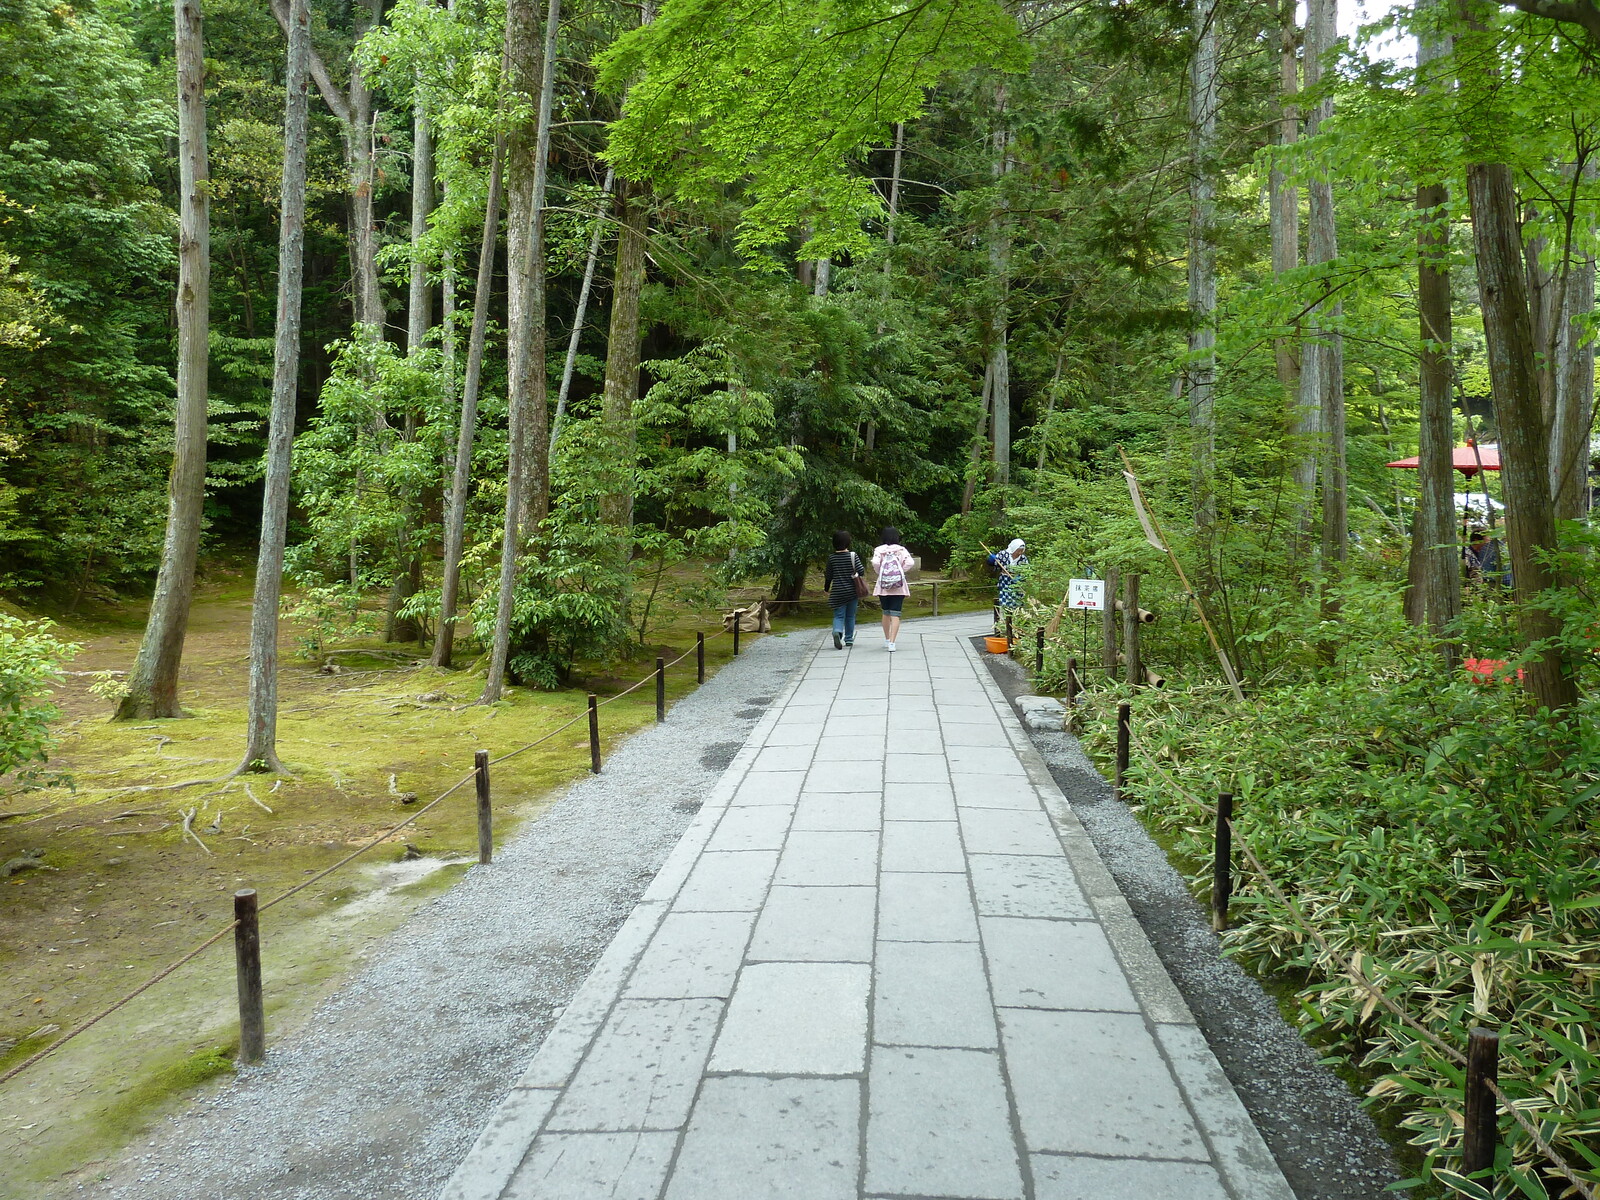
[0,613,77,790]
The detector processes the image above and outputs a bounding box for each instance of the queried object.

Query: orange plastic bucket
[984,636,1010,655]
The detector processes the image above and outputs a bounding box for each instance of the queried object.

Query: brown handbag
[852,553,869,599]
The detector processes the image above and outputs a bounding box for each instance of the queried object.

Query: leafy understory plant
[0,613,78,792]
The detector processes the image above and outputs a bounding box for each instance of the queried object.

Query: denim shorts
[879,594,905,614]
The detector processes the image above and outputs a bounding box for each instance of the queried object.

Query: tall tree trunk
[1273,1,1313,527]
[960,361,995,516]
[117,0,210,721]
[1187,0,1220,533]
[348,0,382,334]
[239,0,311,771]
[387,99,435,646]
[1405,16,1460,651]
[987,84,1013,489]
[482,0,556,703]
[599,181,649,537]
[1466,162,1578,713]
[550,167,615,455]
[813,257,831,297]
[1553,241,1596,523]
[433,140,504,669]
[1305,0,1346,574]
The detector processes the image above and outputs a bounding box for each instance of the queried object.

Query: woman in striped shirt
[822,530,865,649]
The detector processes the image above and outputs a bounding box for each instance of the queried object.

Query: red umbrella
[1385,444,1501,478]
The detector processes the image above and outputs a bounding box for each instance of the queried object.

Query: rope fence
[0,618,741,1089]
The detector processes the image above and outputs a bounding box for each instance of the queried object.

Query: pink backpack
[877,547,907,589]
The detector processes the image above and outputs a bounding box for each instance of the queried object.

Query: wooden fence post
[1102,567,1120,678]
[696,632,705,684]
[656,656,666,722]
[1212,792,1233,932]
[588,693,601,773]
[932,580,940,616]
[1005,612,1013,646]
[1463,1027,1500,1179]
[475,749,492,865]
[1035,628,1045,676]
[233,889,264,1064]
[1114,701,1130,800]
[1066,656,1078,715]
[1124,572,1142,688]
[733,612,743,657]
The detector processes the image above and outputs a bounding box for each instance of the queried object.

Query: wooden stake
[733,611,743,657]
[1463,1027,1499,1179]
[1211,792,1233,932]
[656,656,666,722]
[474,749,491,865]
[1124,572,1143,688]
[1035,627,1045,676]
[1102,568,1119,678]
[696,632,705,684]
[588,693,600,773]
[233,889,265,1064]
[1114,702,1131,799]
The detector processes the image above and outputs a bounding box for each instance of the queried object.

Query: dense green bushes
[0,613,77,791]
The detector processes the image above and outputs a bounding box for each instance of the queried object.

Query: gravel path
[76,631,814,1200]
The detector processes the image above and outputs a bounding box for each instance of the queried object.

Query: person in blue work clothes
[987,537,1028,635]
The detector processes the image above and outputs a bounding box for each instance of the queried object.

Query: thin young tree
[482,0,558,703]
[1271,0,1310,526]
[1186,0,1220,534]
[1303,0,1347,571]
[116,0,210,721]
[433,139,504,669]
[239,0,312,773]
[598,180,649,538]
[549,167,615,455]
[987,81,1013,489]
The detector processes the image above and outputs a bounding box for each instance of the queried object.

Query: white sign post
[1068,578,1106,611]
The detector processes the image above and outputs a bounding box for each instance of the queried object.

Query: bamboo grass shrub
[1083,577,1600,1198]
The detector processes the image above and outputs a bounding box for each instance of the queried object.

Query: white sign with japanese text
[1068,578,1105,610]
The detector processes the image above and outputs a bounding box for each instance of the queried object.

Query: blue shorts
[879,594,904,614]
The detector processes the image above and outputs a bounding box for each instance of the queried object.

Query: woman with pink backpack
[871,526,916,652]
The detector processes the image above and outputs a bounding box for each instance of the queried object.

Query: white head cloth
[1006,538,1026,556]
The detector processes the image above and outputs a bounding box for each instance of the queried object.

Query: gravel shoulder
[72,631,815,1200]
[980,646,1402,1200]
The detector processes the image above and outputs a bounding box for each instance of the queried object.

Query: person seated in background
[1464,526,1511,589]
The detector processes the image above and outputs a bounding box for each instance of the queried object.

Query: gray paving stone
[761,721,826,747]
[438,1088,558,1200]
[881,819,966,873]
[750,743,816,773]
[885,711,941,733]
[549,998,722,1131]
[748,886,876,962]
[705,804,792,851]
[825,713,886,737]
[730,771,804,806]
[674,851,778,911]
[1155,1023,1299,1200]
[831,697,886,717]
[1030,1154,1229,1200]
[970,854,1091,919]
[775,830,878,886]
[815,734,884,762]
[982,916,1137,1010]
[959,806,1063,855]
[882,781,956,821]
[505,1131,678,1199]
[664,1076,860,1200]
[709,961,870,1074]
[874,940,997,1048]
[878,871,979,941]
[999,1008,1208,1159]
[781,702,833,724]
[951,772,1043,811]
[943,722,1015,748]
[950,744,1027,774]
[937,704,998,724]
[882,727,944,754]
[792,791,882,831]
[804,758,876,793]
[625,911,756,998]
[883,752,948,783]
[865,1046,1023,1199]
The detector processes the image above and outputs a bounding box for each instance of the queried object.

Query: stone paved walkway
[439,615,1297,1200]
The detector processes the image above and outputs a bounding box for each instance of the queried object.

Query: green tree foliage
[0,613,77,789]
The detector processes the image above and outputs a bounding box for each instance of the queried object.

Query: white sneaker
[886,641,896,652]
